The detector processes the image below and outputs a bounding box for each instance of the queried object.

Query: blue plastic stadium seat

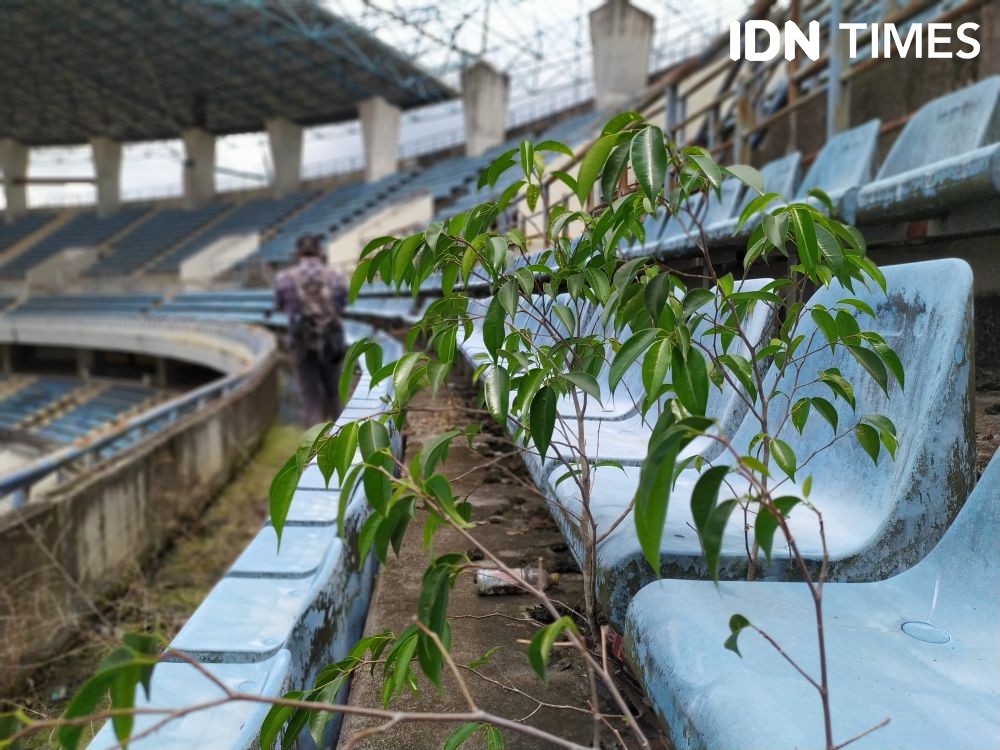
[856,76,1000,223]
[86,327,400,750]
[0,206,151,277]
[795,119,880,222]
[539,278,774,473]
[88,651,291,750]
[548,259,975,627]
[624,448,1000,750]
[86,204,229,276]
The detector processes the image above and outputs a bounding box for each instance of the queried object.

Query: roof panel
[0,0,454,145]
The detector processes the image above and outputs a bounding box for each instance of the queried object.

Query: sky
[11,0,749,208]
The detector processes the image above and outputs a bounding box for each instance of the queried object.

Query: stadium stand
[856,75,1000,223]
[155,289,284,327]
[85,203,231,276]
[545,260,974,627]
[255,175,412,264]
[0,206,151,277]
[0,377,84,431]
[30,383,160,444]
[87,327,402,750]
[0,2,997,747]
[11,293,161,315]
[147,190,318,272]
[0,212,55,255]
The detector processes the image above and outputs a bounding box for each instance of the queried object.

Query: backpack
[289,266,346,361]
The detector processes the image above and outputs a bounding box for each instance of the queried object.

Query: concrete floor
[338,377,656,749]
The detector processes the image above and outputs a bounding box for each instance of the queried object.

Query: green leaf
[641,338,672,398]
[269,454,301,545]
[519,140,535,178]
[601,141,631,204]
[762,212,787,249]
[810,307,839,349]
[689,466,736,580]
[392,233,423,286]
[633,412,685,570]
[681,288,716,319]
[871,340,905,389]
[552,303,576,336]
[847,344,889,394]
[443,723,481,750]
[527,616,577,684]
[819,369,855,409]
[688,150,723,189]
[855,422,881,463]
[755,496,801,562]
[609,329,657,391]
[526,183,540,212]
[671,346,709,416]
[468,646,501,670]
[601,111,643,135]
[529,386,557,460]
[630,125,667,203]
[483,296,505,359]
[485,724,504,750]
[790,207,819,277]
[563,371,602,404]
[724,614,751,657]
[770,437,796,480]
[809,397,839,433]
[576,133,619,204]
[724,164,763,195]
[484,366,510,423]
[535,139,573,156]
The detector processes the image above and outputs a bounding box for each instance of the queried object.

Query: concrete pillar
[155,357,168,388]
[266,117,303,197]
[358,96,400,182]
[76,348,94,379]
[181,128,216,209]
[90,136,122,218]
[461,61,510,157]
[0,139,28,223]
[589,0,655,111]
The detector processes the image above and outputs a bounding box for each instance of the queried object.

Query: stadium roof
[0,0,455,147]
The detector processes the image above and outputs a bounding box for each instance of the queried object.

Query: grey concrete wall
[0,354,279,676]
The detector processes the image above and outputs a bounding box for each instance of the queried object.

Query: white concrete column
[358,96,400,182]
[589,0,655,111]
[461,61,510,157]
[181,128,216,209]
[266,117,303,197]
[90,136,122,217]
[0,139,29,223]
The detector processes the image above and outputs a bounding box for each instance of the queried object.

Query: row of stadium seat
[459,251,990,748]
[0,376,84,430]
[88,326,403,749]
[30,383,159,444]
[0,206,152,277]
[0,374,163,443]
[149,190,319,272]
[634,76,1000,260]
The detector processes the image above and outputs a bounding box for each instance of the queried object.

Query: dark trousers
[293,347,344,426]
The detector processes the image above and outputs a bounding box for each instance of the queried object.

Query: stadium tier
[148,190,318,272]
[0,206,152,278]
[85,203,232,276]
[0,4,997,747]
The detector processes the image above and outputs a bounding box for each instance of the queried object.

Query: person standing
[274,233,348,425]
